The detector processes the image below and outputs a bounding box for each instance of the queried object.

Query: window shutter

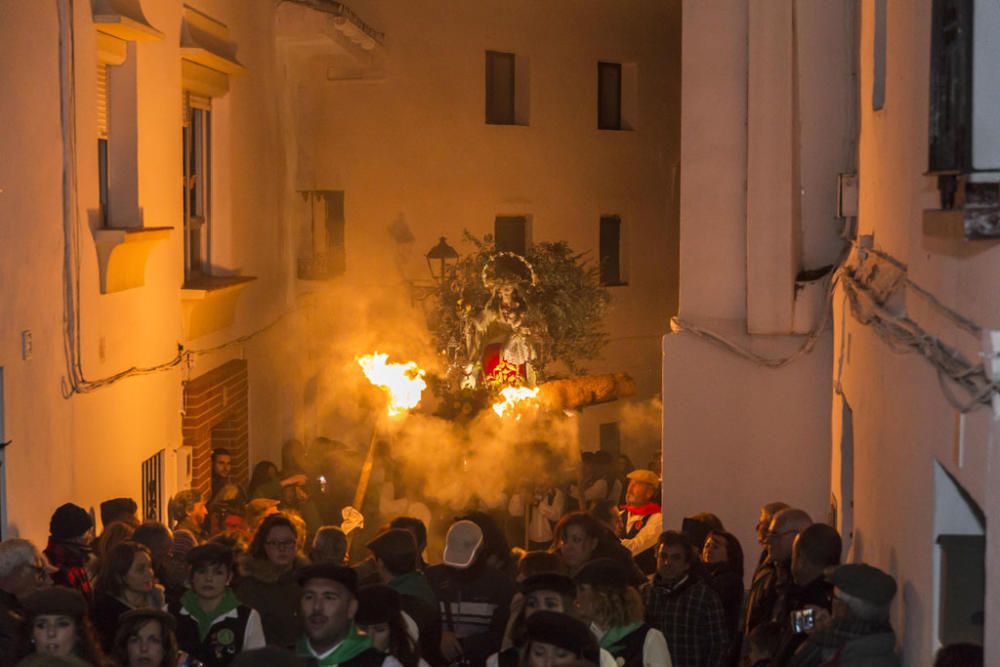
[97,62,109,139]
[182,91,211,127]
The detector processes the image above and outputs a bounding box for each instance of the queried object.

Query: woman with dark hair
[355,585,426,667]
[701,530,745,665]
[233,514,307,649]
[21,586,111,667]
[247,462,281,500]
[112,608,180,667]
[551,513,644,586]
[94,521,135,563]
[521,611,603,667]
[93,541,164,651]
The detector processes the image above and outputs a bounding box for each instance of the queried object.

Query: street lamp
[425,236,458,285]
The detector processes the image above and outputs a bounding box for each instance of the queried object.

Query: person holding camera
[770,524,841,666]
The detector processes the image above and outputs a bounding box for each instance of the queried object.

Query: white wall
[665,0,854,568]
[830,1,1000,663]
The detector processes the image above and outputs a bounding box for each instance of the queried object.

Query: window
[183,99,211,280]
[598,62,622,130]
[600,215,626,286]
[485,51,530,125]
[494,216,528,255]
[142,449,165,523]
[486,51,515,124]
[98,136,110,226]
[298,191,346,280]
[872,0,887,110]
[933,462,985,649]
[928,0,972,176]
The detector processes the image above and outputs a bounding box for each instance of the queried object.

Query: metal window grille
[142,450,165,522]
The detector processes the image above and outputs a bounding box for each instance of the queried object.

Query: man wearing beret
[787,563,899,667]
[619,470,663,575]
[295,564,391,666]
[43,504,95,607]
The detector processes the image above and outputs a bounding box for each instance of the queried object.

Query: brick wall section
[182,359,249,499]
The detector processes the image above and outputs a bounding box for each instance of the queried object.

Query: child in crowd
[170,542,266,667]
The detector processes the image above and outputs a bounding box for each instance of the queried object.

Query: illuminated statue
[463,252,541,389]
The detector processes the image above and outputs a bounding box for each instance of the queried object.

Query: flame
[357,353,427,416]
[492,386,540,418]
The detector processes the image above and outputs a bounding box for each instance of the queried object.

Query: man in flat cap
[295,564,387,666]
[618,469,662,574]
[787,563,899,667]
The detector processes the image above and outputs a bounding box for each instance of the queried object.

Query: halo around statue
[430,232,610,414]
[481,252,538,291]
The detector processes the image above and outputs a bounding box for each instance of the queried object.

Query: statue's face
[499,285,515,301]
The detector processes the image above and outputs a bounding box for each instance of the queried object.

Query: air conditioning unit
[174,445,193,491]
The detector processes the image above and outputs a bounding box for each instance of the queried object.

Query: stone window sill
[180,275,257,339]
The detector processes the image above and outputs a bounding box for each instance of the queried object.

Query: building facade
[668,1,998,664]
[0,0,679,543]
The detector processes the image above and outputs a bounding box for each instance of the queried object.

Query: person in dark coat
[93,541,164,652]
[700,530,744,665]
[787,564,899,667]
[43,504,96,608]
[366,529,443,665]
[233,514,307,648]
[772,525,841,666]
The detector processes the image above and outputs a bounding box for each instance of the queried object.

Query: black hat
[573,557,630,589]
[355,584,401,625]
[22,586,88,617]
[49,503,93,540]
[830,563,897,606]
[297,563,358,597]
[186,542,234,570]
[520,572,576,598]
[118,607,177,631]
[100,498,138,527]
[524,611,599,663]
[366,528,417,559]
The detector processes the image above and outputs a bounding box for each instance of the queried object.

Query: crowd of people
[0,444,984,667]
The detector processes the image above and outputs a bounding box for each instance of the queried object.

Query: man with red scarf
[619,469,663,574]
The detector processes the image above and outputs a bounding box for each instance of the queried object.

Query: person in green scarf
[169,542,265,667]
[573,558,672,667]
[295,564,387,667]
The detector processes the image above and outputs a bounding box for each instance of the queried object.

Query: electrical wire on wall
[56,0,297,398]
[671,240,998,414]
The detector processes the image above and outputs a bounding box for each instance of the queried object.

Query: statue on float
[462,252,542,390]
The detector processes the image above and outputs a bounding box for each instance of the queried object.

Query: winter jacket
[425,562,516,667]
[643,574,728,667]
[233,554,307,649]
[170,589,266,667]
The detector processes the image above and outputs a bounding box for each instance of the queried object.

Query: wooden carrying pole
[346,418,380,550]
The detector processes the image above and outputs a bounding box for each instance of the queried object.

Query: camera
[791,607,815,634]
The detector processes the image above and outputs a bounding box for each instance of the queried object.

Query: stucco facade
[669,1,998,664]
[0,0,679,543]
